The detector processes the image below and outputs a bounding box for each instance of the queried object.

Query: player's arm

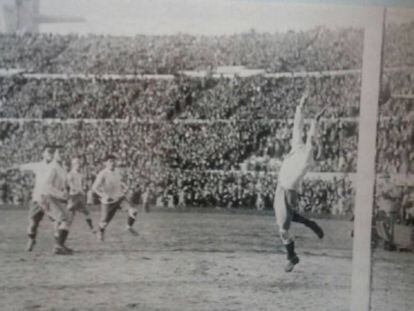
[1,162,36,172]
[81,174,88,194]
[92,171,106,199]
[117,169,129,199]
[119,176,129,200]
[66,172,74,193]
[45,167,68,201]
[306,107,327,150]
[291,91,308,147]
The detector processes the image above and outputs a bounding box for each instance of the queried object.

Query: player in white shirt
[43,147,73,255]
[1,145,54,251]
[67,157,95,233]
[274,90,325,272]
[92,154,138,241]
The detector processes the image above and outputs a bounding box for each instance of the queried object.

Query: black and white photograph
[0,0,413,310]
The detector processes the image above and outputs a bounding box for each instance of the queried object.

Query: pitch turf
[0,209,412,310]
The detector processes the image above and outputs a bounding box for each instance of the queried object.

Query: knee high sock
[285,241,296,260]
[127,216,135,227]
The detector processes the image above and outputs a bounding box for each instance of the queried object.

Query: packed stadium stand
[0,23,413,219]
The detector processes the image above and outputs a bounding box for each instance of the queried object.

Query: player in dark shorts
[274,90,326,272]
[67,157,95,233]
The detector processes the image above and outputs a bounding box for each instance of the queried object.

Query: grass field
[0,208,412,311]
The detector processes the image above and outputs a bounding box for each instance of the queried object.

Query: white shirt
[92,168,124,203]
[44,161,68,200]
[278,105,316,190]
[19,161,52,203]
[67,170,84,195]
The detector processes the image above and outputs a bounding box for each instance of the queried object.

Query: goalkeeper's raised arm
[291,89,309,149]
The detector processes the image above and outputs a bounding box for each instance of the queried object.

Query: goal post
[350,6,386,311]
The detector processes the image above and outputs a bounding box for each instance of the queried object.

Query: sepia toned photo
[0,1,413,310]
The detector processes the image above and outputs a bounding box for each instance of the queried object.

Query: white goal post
[350,6,386,311]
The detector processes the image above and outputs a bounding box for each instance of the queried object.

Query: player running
[274,89,326,272]
[67,157,95,233]
[2,145,55,252]
[43,147,73,255]
[92,154,138,241]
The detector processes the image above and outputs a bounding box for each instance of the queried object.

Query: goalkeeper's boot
[284,241,300,273]
[285,255,300,273]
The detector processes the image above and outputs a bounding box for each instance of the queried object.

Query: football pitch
[0,208,412,311]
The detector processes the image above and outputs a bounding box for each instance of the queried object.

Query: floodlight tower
[2,0,85,33]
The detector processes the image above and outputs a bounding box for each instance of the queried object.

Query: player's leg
[97,202,118,241]
[73,194,95,232]
[46,196,73,255]
[274,186,298,272]
[97,203,108,241]
[291,211,324,239]
[26,201,45,251]
[67,198,76,229]
[82,208,94,232]
[66,195,77,228]
[143,196,150,213]
[126,206,139,236]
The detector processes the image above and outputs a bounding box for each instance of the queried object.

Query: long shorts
[28,200,45,221]
[68,194,89,215]
[100,197,138,228]
[274,185,299,231]
[41,195,70,224]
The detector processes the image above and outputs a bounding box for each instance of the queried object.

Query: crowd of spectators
[1,21,414,214]
[0,122,355,216]
[1,22,412,75]
[0,27,363,74]
[384,22,414,69]
[0,120,167,202]
[0,76,200,119]
[0,117,361,176]
[158,170,355,215]
[179,74,361,120]
[0,117,407,211]
[165,119,359,173]
[377,119,414,174]
[0,74,361,119]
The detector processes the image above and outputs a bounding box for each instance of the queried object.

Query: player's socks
[127,216,135,227]
[285,241,296,259]
[126,217,139,236]
[97,227,105,241]
[284,242,299,272]
[61,230,74,252]
[58,229,68,245]
[86,218,94,230]
[53,231,72,255]
[55,229,73,253]
[26,235,36,252]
